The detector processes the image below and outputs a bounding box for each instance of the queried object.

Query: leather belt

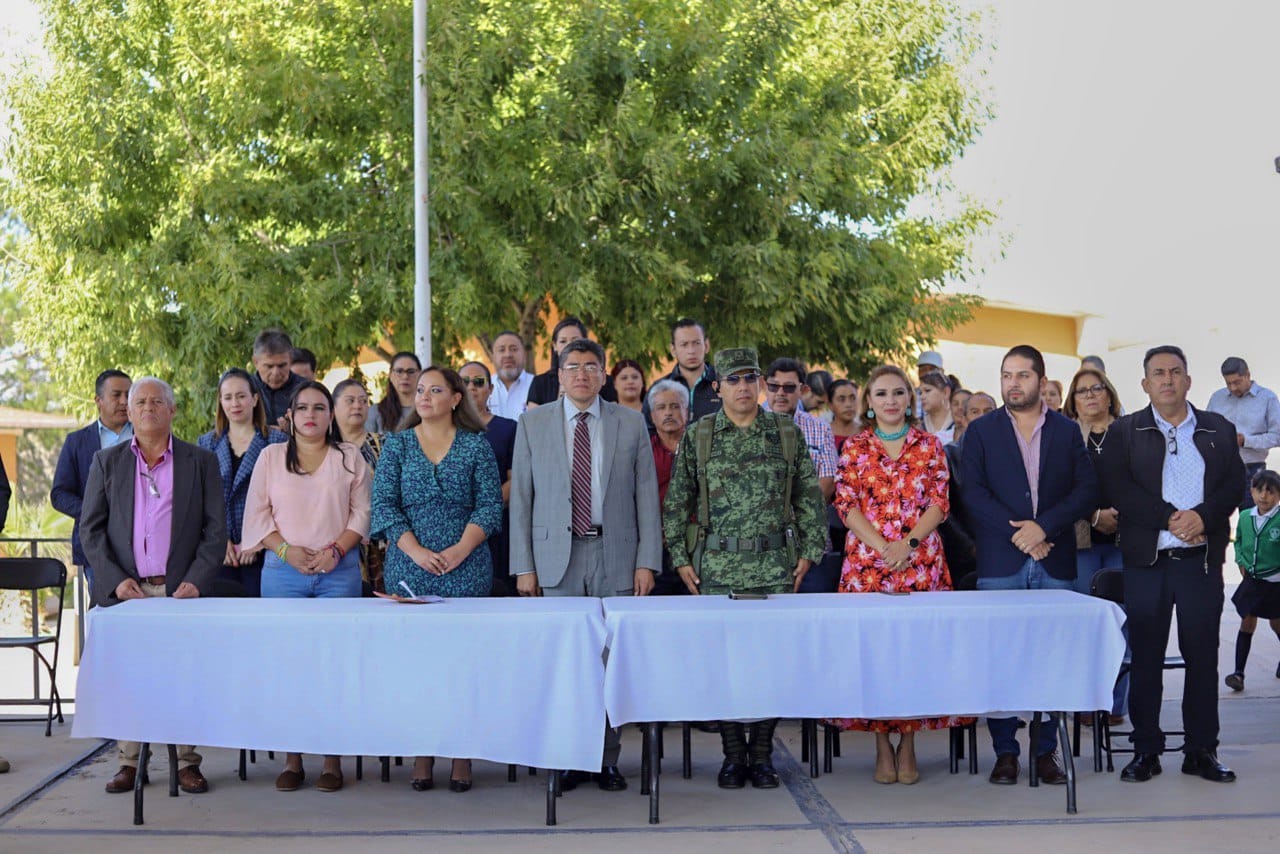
[572,525,604,540]
[705,533,787,554]
[1158,546,1207,560]
[139,576,166,586]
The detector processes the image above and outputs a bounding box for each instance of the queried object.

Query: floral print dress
[828,426,972,733]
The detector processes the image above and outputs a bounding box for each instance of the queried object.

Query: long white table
[602,590,1127,819]
[74,597,609,823]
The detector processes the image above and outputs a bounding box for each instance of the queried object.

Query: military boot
[717,722,749,789]
[747,718,781,788]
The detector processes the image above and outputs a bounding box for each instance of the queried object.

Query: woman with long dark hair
[611,359,647,414]
[367,351,421,433]
[457,360,517,593]
[197,367,287,597]
[242,380,371,793]
[372,366,502,793]
[333,378,388,592]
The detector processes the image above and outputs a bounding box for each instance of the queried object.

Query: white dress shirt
[490,370,534,420]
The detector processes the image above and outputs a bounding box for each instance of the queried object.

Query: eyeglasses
[561,363,602,375]
[390,368,419,377]
[766,382,799,394]
[722,372,760,386]
[1167,427,1178,456]
[141,470,161,498]
[459,377,488,388]
[1074,384,1107,397]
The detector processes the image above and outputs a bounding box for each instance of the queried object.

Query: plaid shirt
[793,410,838,479]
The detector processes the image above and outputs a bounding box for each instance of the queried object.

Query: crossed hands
[224,541,263,567]
[281,545,338,575]
[1009,520,1053,561]
[1168,509,1206,545]
[114,579,199,600]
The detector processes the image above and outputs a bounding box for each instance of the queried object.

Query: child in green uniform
[1225,469,1280,691]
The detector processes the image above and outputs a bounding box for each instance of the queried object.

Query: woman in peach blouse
[241,381,371,794]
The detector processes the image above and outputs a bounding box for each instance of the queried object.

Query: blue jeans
[261,549,361,599]
[978,557,1075,757]
[1075,543,1128,716]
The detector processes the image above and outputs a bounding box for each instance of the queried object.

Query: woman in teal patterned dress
[371,366,503,792]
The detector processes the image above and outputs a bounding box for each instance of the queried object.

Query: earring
[866,410,875,419]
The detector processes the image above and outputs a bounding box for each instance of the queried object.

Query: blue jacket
[50,423,102,566]
[959,406,1099,580]
[197,428,288,544]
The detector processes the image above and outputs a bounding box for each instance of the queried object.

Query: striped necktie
[571,411,592,536]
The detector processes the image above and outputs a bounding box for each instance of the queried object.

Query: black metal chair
[1089,568,1184,770]
[0,557,67,735]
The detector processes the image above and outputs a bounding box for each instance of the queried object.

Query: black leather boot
[717,722,748,789]
[747,719,781,788]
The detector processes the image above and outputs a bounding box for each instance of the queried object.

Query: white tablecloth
[73,597,608,771]
[602,591,1126,725]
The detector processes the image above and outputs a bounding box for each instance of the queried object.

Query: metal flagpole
[413,0,431,365]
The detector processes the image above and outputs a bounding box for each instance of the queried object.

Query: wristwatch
[907,537,920,549]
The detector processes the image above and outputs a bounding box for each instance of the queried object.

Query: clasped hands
[114,578,199,600]
[282,545,339,575]
[224,541,262,567]
[1168,509,1206,545]
[409,543,468,576]
[1009,519,1052,560]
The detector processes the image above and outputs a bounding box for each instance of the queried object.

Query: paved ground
[1,585,1278,853]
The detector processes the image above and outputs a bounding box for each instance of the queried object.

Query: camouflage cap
[714,347,760,376]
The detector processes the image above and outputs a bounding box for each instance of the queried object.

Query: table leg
[546,770,557,826]
[507,764,518,783]
[968,724,978,775]
[1092,714,1103,773]
[682,723,692,779]
[380,756,390,783]
[640,725,652,796]
[168,745,179,797]
[1028,714,1040,787]
[1057,712,1078,814]
[823,725,833,773]
[238,749,247,782]
[808,720,819,778]
[133,742,149,825]
[647,722,660,825]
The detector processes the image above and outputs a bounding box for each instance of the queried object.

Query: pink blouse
[240,443,371,550]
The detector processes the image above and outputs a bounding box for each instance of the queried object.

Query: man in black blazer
[50,370,133,589]
[1098,345,1242,784]
[960,345,1098,786]
[81,376,225,796]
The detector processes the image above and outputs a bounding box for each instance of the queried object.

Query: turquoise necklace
[874,424,910,442]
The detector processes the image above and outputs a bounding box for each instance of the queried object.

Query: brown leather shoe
[275,768,305,792]
[177,765,209,794]
[989,753,1019,785]
[105,766,137,793]
[1036,751,1067,785]
[316,771,343,792]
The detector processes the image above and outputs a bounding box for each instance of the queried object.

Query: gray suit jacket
[81,438,226,607]
[509,399,662,590]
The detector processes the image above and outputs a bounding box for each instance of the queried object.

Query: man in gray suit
[510,337,662,792]
[81,376,226,796]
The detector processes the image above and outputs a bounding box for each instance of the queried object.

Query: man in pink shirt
[81,376,226,796]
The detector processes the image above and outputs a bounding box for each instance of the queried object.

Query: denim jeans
[261,549,361,599]
[1074,543,1128,716]
[978,557,1075,757]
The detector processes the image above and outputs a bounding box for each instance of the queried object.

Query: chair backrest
[953,571,978,591]
[1089,567,1124,605]
[0,557,67,592]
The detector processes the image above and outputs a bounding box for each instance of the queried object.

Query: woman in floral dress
[829,365,971,785]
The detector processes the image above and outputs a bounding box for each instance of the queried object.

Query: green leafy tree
[4,0,990,437]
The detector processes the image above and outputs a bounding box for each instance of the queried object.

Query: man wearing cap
[662,347,826,791]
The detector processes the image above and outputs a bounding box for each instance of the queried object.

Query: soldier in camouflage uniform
[661,346,826,789]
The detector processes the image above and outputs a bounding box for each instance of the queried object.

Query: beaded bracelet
[276,542,290,561]
[328,542,345,563]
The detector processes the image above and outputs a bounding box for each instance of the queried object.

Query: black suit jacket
[1098,404,1243,569]
[80,437,226,606]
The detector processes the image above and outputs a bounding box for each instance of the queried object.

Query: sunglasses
[766,381,799,394]
[460,377,488,388]
[722,372,760,386]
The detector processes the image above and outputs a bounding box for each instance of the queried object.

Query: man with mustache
[487,330,534,420]
[646,379,690,595]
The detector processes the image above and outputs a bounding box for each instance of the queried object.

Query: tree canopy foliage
[4,0,991,435]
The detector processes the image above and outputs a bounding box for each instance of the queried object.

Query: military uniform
[659,346,826,789]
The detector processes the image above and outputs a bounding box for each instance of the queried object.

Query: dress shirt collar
[562,393,601,423]
[129,433,174,466]
[98,419,134,447]
[1151,404,1197,435]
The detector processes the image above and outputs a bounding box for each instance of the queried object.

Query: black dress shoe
[717,759,748,789]
[596,765,627,791]
[1120,752,1162,782]
[1181,750,1236,782]
[1225,672,1245,692]
[557,769,590,792]
[747,761,780,789]
[411,778,433,792]
[448,778,472,793]
[1034,752,1067,785]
